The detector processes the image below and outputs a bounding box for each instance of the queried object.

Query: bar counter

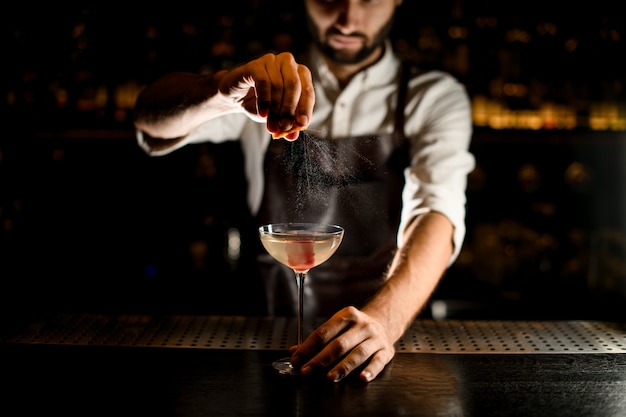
[2,314,625,416]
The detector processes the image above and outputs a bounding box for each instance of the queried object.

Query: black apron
[256,63,413,319]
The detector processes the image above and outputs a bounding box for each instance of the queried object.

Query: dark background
[2,1,625,320]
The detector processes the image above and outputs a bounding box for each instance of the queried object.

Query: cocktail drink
[259,223,344,374]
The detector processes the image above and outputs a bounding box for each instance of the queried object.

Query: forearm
[133,70,235,139]
[362,211,453,342]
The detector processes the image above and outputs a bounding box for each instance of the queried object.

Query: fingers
[327,340,395,383]
[291,307,395,383]
[358,350,393,383]
[230,52,314,139]
[292,306,361,361]
[265,53,300,134]
[266,53,314,138]
[295,64,314,129]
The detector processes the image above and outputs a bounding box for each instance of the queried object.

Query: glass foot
[272,357,301,375]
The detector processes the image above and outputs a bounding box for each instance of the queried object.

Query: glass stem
[295,271,307,346]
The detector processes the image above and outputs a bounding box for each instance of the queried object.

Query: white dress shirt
[137,41,475,264]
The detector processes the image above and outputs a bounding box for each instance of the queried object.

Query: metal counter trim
[3,314,625,354]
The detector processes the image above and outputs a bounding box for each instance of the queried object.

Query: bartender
[133,0,475,383]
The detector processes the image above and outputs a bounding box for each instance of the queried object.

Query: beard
[306,14,395,65]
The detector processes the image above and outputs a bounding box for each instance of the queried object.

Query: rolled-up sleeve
[400,72,475,265]
[135,113,251,156]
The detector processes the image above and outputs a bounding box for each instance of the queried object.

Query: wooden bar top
[2,315,625,416]
[2,344,625,416]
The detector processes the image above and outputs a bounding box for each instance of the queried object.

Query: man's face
[304,0,401,65]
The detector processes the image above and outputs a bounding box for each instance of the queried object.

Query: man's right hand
[217,52,315,140]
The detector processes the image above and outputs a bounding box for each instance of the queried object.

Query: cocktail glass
[259,222,344,374]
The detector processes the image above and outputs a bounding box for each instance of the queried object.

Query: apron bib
[256,63,413,318]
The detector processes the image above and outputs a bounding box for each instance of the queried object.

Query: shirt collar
[308,39,400,94]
